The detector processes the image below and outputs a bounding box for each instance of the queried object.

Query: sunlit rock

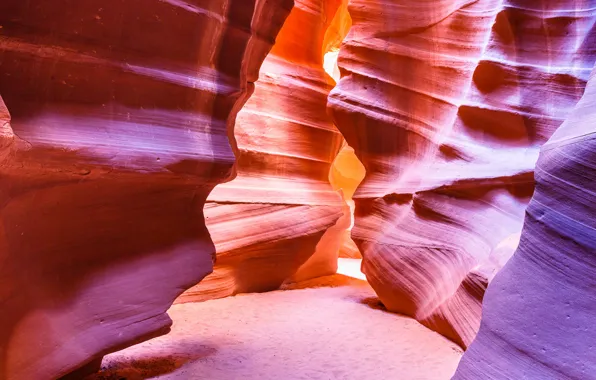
[178,0,351,303]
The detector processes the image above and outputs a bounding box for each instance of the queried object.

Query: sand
[86,259,463,380]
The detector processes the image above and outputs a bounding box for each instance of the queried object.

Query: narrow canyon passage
[86,260,462,380]
[1,0,595,379]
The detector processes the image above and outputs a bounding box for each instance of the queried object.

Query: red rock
[328,0,596,347]
[454,62,596,380]
[178,0,352,303]
[0,1,292,378]
[2,0,594,377]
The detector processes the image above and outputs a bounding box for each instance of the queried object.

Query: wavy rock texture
[178,0,351,304]
[325,19,365,260]
[328,0,596,347]
[0,1,292,379]
[454,63,596,380]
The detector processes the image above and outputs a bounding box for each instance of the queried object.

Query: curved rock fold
[328,0,596,346]
[0,1,292,378]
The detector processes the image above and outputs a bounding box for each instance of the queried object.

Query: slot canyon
[0,0,594,379]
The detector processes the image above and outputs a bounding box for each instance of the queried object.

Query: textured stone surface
[328,0,596,347]
[0,1,292,378]
[454,63,596,380]
[178,0,351,303]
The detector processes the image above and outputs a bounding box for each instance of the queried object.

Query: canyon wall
[328,0,596,347]
[454,63,596,380]
[178,0,352,303]
[0,1,292,378]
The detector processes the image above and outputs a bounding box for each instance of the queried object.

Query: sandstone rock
[328,0,596,347]
[329,144,365,259]
[453,62,596,380]
[0,1,292,378]
[178,0,351,303]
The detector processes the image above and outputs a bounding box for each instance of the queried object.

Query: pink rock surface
[178,0,351,303]
[0,1,291,378]
[328,0,596,347]
[454,62,596,380]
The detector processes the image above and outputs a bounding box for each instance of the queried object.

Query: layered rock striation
[454,63,596,380]
[178,0,351,303]
[328,0,596,347]
[0,1,292,378]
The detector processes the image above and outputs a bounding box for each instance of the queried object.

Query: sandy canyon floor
[86,259,463,380]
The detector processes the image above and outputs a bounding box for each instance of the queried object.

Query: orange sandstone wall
[178,0,351,303]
